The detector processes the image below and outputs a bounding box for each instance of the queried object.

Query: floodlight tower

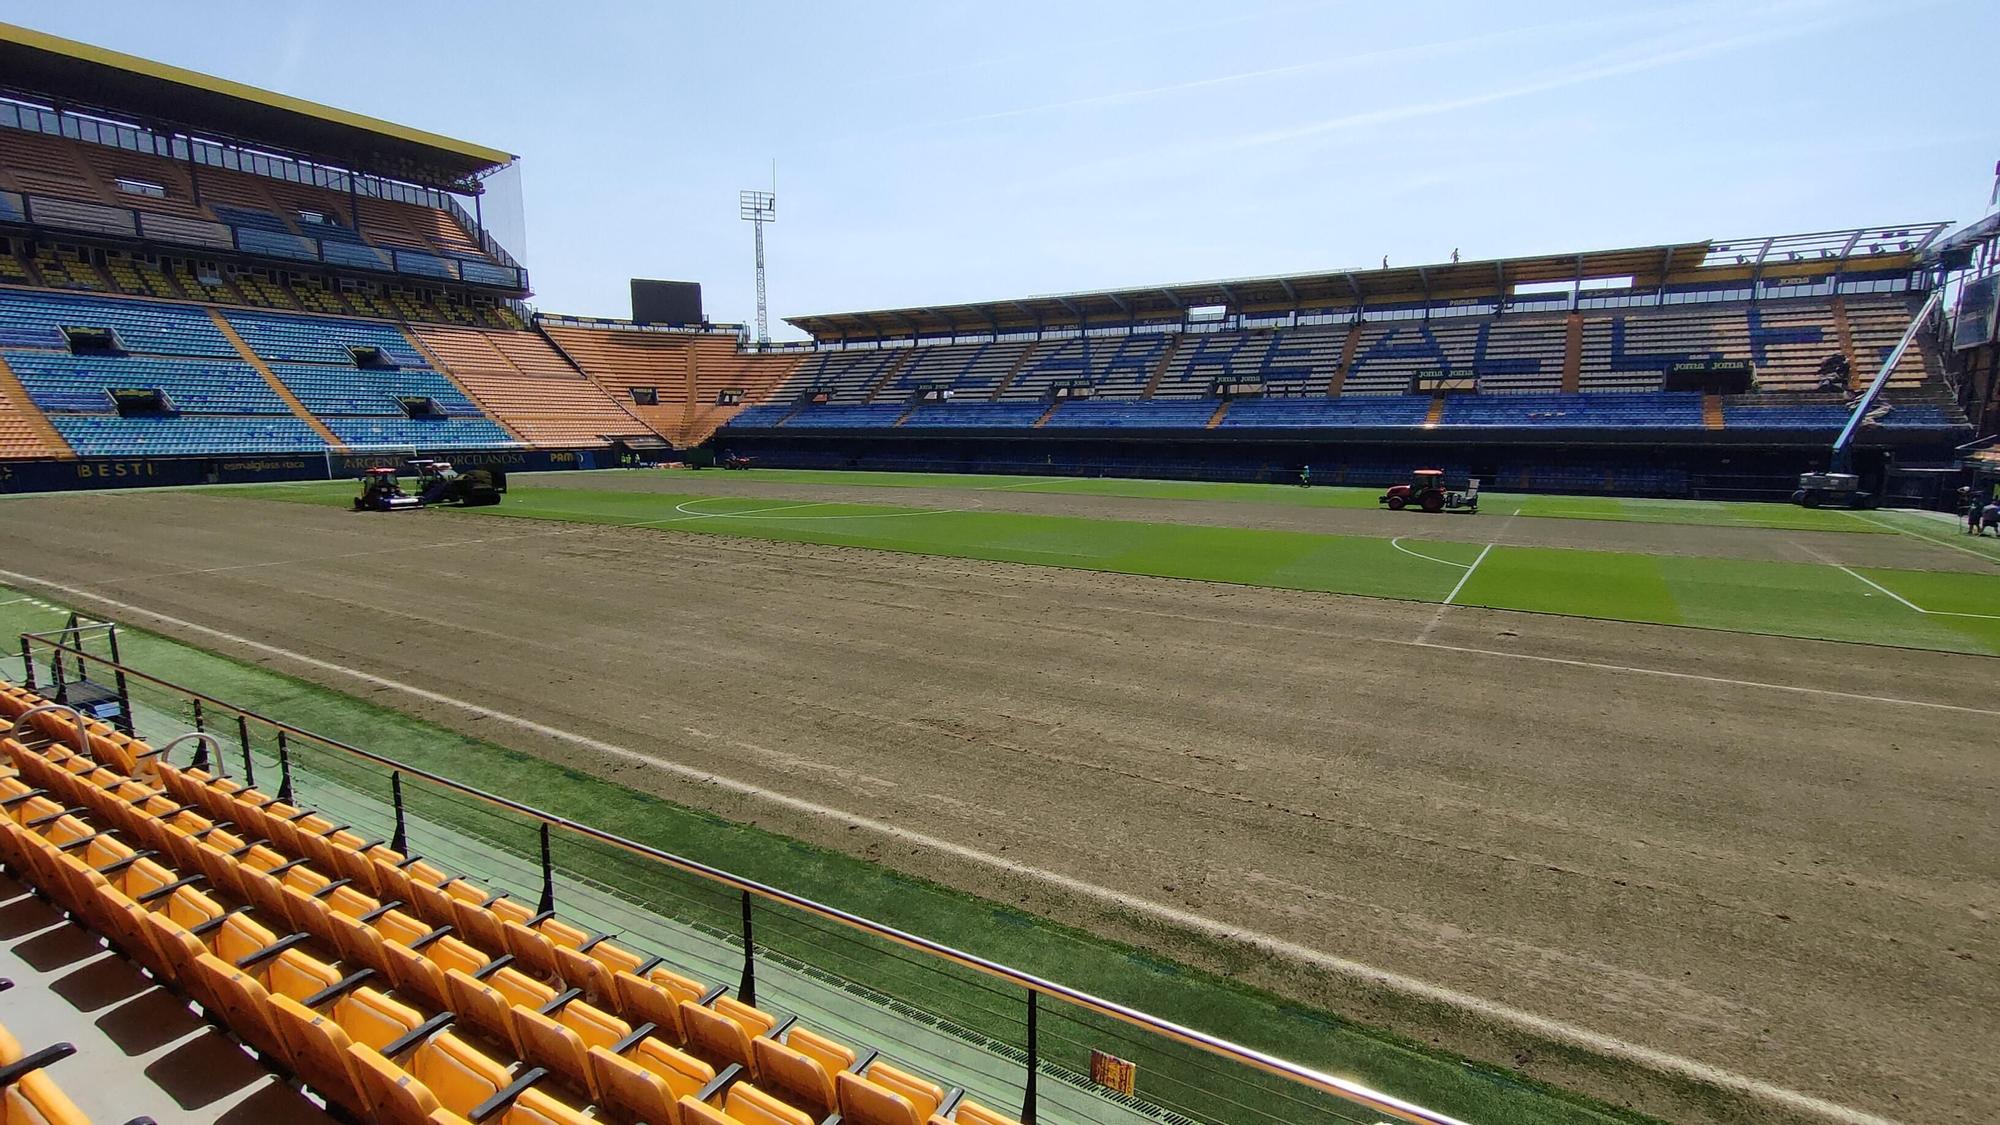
[739,186,776,348]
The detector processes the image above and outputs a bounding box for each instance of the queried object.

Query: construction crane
[1793,288,1944,508]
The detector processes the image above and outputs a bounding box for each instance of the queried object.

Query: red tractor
[1380,468,1479,514]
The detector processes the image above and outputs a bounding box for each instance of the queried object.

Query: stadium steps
[1829,296,1861,384]
[1701,394,1725,430]
[861,351,915,404]
[1031,401,1060,428]
[206,308,347,450]
[1327,322,1362,396]
[987,344,1038,401]
[400,330,529,446]
[892,399,922,427]
[1423,396,1445,426]
[1203,399,1229,429]
[1561,312,1583,393]
[2,872,327,1123]
[1138,336,1181,398]
[1,686,1047,1125]
[0,353,75,460]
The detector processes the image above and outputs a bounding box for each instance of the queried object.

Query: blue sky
[20,1,2000,338]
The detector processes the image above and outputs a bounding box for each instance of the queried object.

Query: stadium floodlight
[739,188,777,348]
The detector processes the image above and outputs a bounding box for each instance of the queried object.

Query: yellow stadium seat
[752,1035,839,1118]
[836,1070,922,1125]
[613,966,705,1045]
[932,1100,1022,1125]
[724,1083,815,1125]
[268,992,371,1115]
[866,1060,945,1119]
[680,1000,756,1073]
[584,1044,678,1125]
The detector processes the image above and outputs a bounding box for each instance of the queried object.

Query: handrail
[14,628,1465,1125]
[7,703,90,758]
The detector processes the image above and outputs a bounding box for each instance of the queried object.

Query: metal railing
[12,624,1469,1125]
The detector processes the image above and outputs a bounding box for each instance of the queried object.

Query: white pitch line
[1388,537,1471,570]
[0,566,1912,1125]
[977,476,1075,491]
[1838,566,1932,612]
[1830,566,2000,623]
[1441,543,1493,607]
[1842,509,2000,565]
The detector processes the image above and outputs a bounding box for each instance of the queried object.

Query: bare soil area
[1,489,1994,1124]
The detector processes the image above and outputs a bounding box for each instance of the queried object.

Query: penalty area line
[1836,565,2000,620]
[1442,543,1494,607]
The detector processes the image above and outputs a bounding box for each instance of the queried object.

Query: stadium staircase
[862,353,914,404]
[1204,399,1231,429]
[0,682,1040,1125]
[987,346,1038,401]
[1701,394,1725,430]
[1829,296,1861,380]
[1139,337,1181,398]
[207,308,346,450]
[1327,323,1361,396]
[1561,313,1583,393]
[0,352,72,459]
[1423,396,1445,427]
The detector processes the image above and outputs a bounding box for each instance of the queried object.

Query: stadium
[0,12,1997,1125]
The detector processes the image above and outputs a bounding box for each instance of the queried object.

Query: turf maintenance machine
[353,467,422,511]
[411,459,503,506]
[1794,289,1943,509]
[1380,468,1480,513]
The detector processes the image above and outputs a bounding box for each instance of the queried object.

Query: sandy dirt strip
[0,489,1993,1124]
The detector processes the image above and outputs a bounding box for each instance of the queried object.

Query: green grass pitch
[238,475,2000,655]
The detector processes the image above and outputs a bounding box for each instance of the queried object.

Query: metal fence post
[19,637,35,691]
[104,625,133,736]
[276,730,295,805]
[1022,989,1038,1124]
[192,697,205,733]
[738,891,757,1008]
[236,714,254,785]
[536,823,555,916]
[389,772,408,854]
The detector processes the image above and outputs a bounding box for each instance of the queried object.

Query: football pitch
[235,469,2000,655]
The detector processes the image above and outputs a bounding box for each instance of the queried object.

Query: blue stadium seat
[1439,392,1705,428]
[49,415,326,456]
[7,353,292,415]
[1040,398,1216,429]
[899,402,1049,428]
[323,416,513,448]
[265,362,479,417]
[781,404,909,429]
[1219,396,1433,428]
[221,308,432,366]
[0,289,235,356]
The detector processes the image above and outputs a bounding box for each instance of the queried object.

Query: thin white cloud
[995,0,1883,197]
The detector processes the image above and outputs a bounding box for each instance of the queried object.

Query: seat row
[0,688,1018,1125]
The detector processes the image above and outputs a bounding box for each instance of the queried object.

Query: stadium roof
[787,224,1948,343]
[0,21,513,187]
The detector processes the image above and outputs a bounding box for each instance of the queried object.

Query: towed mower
[1380,468,1479,514]
[412,459,503,506]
